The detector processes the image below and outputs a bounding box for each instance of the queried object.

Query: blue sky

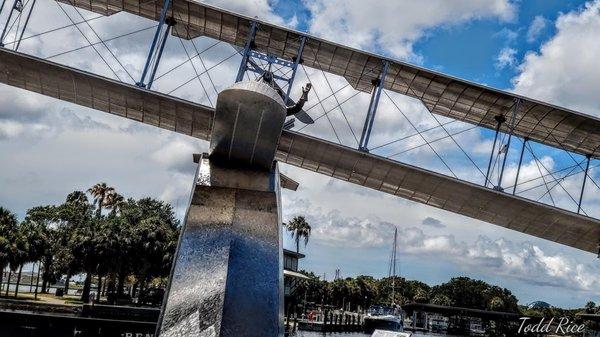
[0,0,599,309]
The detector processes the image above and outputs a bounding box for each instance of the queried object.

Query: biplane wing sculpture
[1,1,600,335]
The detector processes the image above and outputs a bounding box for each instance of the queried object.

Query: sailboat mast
[391,227,397,306]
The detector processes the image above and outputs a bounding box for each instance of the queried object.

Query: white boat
[363,306,403,332]
[364,228,407,334]
[371,329,412,337]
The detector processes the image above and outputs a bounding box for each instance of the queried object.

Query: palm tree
[0,207,18,296]
[284,216,311,254]
[88,183,115,219]
[105,192,125,216]
[7,224,28,298]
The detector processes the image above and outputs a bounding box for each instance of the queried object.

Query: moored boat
[371,329,412,337]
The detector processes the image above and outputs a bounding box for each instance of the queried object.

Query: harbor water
[294,332,447,337]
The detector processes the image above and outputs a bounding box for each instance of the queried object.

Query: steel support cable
[492,131,509,186]
[297,91,361,133]
[518,166,588,195]
[520,112,600,192]
[301,82,351,114]
[185,34,220,96]
[300,53,360,145]
[306,63,359,146]
[506,160,584,192]
[520,163,600,198]
[1,14,104,47]
[387,126,478,158]
[383,90,458,178]
[322,69,359,146]
[166,51,238,95]
[55,2,122,81]
[525,141,587,212]
[401,86,488,183]
[300,46,382,140]
[152,40,221,82]
[295,90,358,129]
[45,25,156,59]
[536,158,586,202]
[434,107,490,184]
[14,0,24,45]
[65,2,136,83]
[14,0,35,50]
[2,0,28,43]
[370,119,459,151]
[300,64,342,144]
[175,35,213,107]
[529,148,556,206]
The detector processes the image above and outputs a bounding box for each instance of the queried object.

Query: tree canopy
[0,184,180,305]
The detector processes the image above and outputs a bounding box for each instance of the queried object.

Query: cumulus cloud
[526,15,548,42]
[304,0,516,61]
[287,198,600,292]
[495,47,518,69]
[513,0,600,116]
[198,0,288,26]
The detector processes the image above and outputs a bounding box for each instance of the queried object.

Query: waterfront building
[283,249,308,297]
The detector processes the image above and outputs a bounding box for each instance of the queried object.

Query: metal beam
[13,0,35,51]
[235,20,257,82]
[137,0,171,88]
[484,115,506,187]
[0,0,21,47]
[359,60,389,152]
[497,99,521,191]
[578,155,591,214]
[146,17,175,90]
[513,137,528,195]
[284,36,306,104]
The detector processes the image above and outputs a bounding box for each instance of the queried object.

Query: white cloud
[287,199,600,292]
[527,15,548,42]
[495,47,517,69]
[304,0,516,61]
[513,1,600,116]
[199,0,287,25]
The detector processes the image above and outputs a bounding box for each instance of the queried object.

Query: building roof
[283,269,309,280]
[283,249,305,259]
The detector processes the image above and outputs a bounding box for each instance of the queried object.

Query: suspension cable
[297,91,361,132]
[383,91,458,178]
[45,25,156,59]
[65,2,136,82]
[370,120,459,151]
[1,14,105,47]
[55,2,122,81]
[524,140,587,211]
[175,35,213,106]
[300,64,342,144]
[167,51,238,95]
[152,40,221,82]
[387,126,478,158]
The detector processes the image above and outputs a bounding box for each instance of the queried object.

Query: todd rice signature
[518,317,586,334]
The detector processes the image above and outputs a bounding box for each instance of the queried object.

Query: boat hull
[363,316,402,333]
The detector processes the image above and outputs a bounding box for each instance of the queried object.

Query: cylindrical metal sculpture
[157,81,287,337]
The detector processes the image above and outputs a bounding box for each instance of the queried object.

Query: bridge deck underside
[1,48,597,254]
[58,0,600,158]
